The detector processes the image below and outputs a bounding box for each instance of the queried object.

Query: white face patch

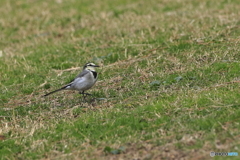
[86,66,96,71]
[87,63,96,66]
[85,62,99,71]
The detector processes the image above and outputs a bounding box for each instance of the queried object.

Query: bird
[43,62,99,97]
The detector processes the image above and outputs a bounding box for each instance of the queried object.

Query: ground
[0,0,240,159]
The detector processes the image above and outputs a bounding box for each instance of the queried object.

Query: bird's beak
[94,65,100,67]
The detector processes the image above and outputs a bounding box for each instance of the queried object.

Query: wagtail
[44,62,99,97]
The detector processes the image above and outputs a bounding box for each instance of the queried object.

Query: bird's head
[83,62,100,71]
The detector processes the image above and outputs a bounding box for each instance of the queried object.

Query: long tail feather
[43,88,63,97]
[43,85,69,97]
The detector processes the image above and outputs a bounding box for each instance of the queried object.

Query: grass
[0,0,240,159]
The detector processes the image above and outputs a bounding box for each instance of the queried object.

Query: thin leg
[79,91,92,102]
[79,91,84,95]
[83,93,92,96]
[79,91,85,102]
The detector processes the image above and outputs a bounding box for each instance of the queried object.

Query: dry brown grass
[1,0,240,159]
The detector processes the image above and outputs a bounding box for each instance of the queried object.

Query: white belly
[70,76,97,92]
